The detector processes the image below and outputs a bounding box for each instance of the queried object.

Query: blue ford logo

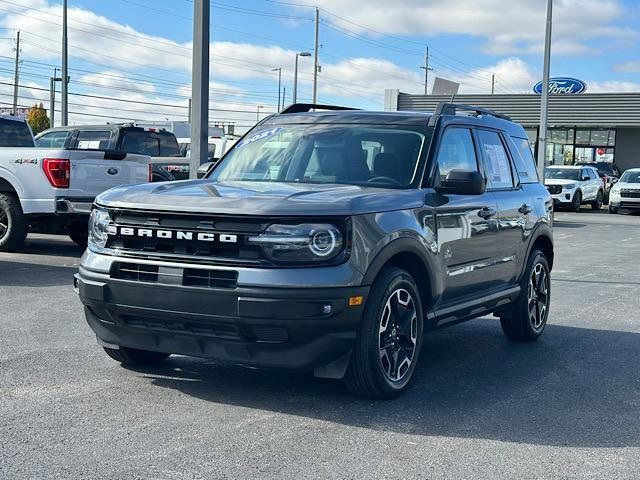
[534,77,587,95]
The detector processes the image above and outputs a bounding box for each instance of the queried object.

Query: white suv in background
[544,165,604,212]
[609,168,640,214]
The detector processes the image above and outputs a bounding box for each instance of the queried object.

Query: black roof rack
[279,103,360,114]
[427,102,511,126]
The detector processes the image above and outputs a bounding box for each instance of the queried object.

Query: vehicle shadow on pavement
[0,260,77,287]
[135,319,639,448]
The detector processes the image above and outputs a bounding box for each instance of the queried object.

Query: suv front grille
[547,185,562,194]
[105,210,270,264]
[621,190,640,198]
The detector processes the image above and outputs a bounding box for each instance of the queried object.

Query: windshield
[545,168,580,181]
[619,171,640,183]
[209,124,429,188]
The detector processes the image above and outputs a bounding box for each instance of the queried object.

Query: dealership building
[384,89,640,172]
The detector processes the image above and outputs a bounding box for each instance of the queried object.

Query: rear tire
[590,190,603,210]
[103,346,170,365]
[572,191,582,212]
[68,223,88,249]
[0,193,28,252]
[344,266,424,399]
[500,250,551,342]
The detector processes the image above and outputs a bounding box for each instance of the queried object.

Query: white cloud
[297,0,637,57]
[613,60,640,73]
[586,80,640,93]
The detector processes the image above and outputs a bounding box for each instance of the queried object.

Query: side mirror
[438,170,486,195]
[581,175,589,181]
[197,161,216,179]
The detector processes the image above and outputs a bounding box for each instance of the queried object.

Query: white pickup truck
[0,115,151,251]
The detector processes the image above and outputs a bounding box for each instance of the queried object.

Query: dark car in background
[36,124,189,181]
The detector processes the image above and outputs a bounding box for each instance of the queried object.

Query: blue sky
[1,0,639,130]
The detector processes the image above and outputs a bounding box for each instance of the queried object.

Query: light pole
[537,0,553,180]
[272,67,282,111]
[256,105,264,122]
[293,51,311,104]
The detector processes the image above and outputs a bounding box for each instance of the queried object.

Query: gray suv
[75,103,554,399]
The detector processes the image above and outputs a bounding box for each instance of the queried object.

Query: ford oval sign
[534,78,587,95]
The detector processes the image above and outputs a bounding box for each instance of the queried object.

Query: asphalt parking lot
[1,210,639,479]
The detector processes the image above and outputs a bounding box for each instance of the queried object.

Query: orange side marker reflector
[348,295,364,307]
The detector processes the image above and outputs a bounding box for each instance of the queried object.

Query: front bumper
[609,196,640,210]
[75,263,368,372]
[549,191,575,206]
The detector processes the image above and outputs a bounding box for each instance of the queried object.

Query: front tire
[344,266,424,399]
[608,205,618,214]
[103,346,170,365]
[0,193,28,252]
[500,250,551,342]
[572,190,582,212]
[590,190,603,210]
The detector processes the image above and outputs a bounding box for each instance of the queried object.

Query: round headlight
[88,208,111,250]
[248,223,344,263]
[309,228,338,257]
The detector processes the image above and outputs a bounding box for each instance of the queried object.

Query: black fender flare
[520,222,554,281]
[361,237,441,302]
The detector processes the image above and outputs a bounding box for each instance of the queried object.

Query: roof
[265,110,433,126]
[0,115,26,123]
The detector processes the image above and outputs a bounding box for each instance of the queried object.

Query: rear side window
[121,130,181,157]
[158,134,181,157]
[36,130,70,148]
[0,118,34,147]
[509,136,539,183]
[476,130,514,189]
[436,128,479,182]
[75,130,112,149]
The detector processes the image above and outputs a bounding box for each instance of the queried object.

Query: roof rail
[427,102,511,126]
[279,103,360,114]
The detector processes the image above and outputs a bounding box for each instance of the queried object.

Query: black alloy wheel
[527,262,550,331]
[378,288,419,382]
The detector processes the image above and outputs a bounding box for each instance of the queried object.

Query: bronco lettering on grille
[111,226,238,243]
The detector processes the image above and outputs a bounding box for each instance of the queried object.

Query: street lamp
[256,105,264,122]
[293,51,311,104]
[272,67,282,111]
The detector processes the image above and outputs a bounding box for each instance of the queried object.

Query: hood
[95,180,425,216]
[544,178,579,186]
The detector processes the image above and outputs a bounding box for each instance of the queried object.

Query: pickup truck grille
[621,190,640,198]
[105,209,270,264]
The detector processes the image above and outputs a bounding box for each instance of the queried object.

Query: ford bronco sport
[75,103,554,399]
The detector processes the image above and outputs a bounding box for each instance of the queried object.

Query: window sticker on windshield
[237,127,282,148]
[78,140,101,149]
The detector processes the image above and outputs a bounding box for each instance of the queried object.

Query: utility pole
[491,74,495,95]
[272,67,282,111]
[420,46,433,95]
[61,0,69,125]
[12,30,20,115]
[188,98,192,123]
[190,0,210,177]
[537,0,553,179]
[282,86,286,107]
[312,7,319,104]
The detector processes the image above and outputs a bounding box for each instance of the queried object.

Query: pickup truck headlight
[88,208,111,250]
[248,223,344,263]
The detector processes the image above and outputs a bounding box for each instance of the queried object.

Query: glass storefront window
[575,129,616,147]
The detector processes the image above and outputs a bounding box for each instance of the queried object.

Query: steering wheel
[368,176,402,186]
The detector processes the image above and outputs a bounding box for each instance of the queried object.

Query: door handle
[477,207,496,219]
[518,204,532,214]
